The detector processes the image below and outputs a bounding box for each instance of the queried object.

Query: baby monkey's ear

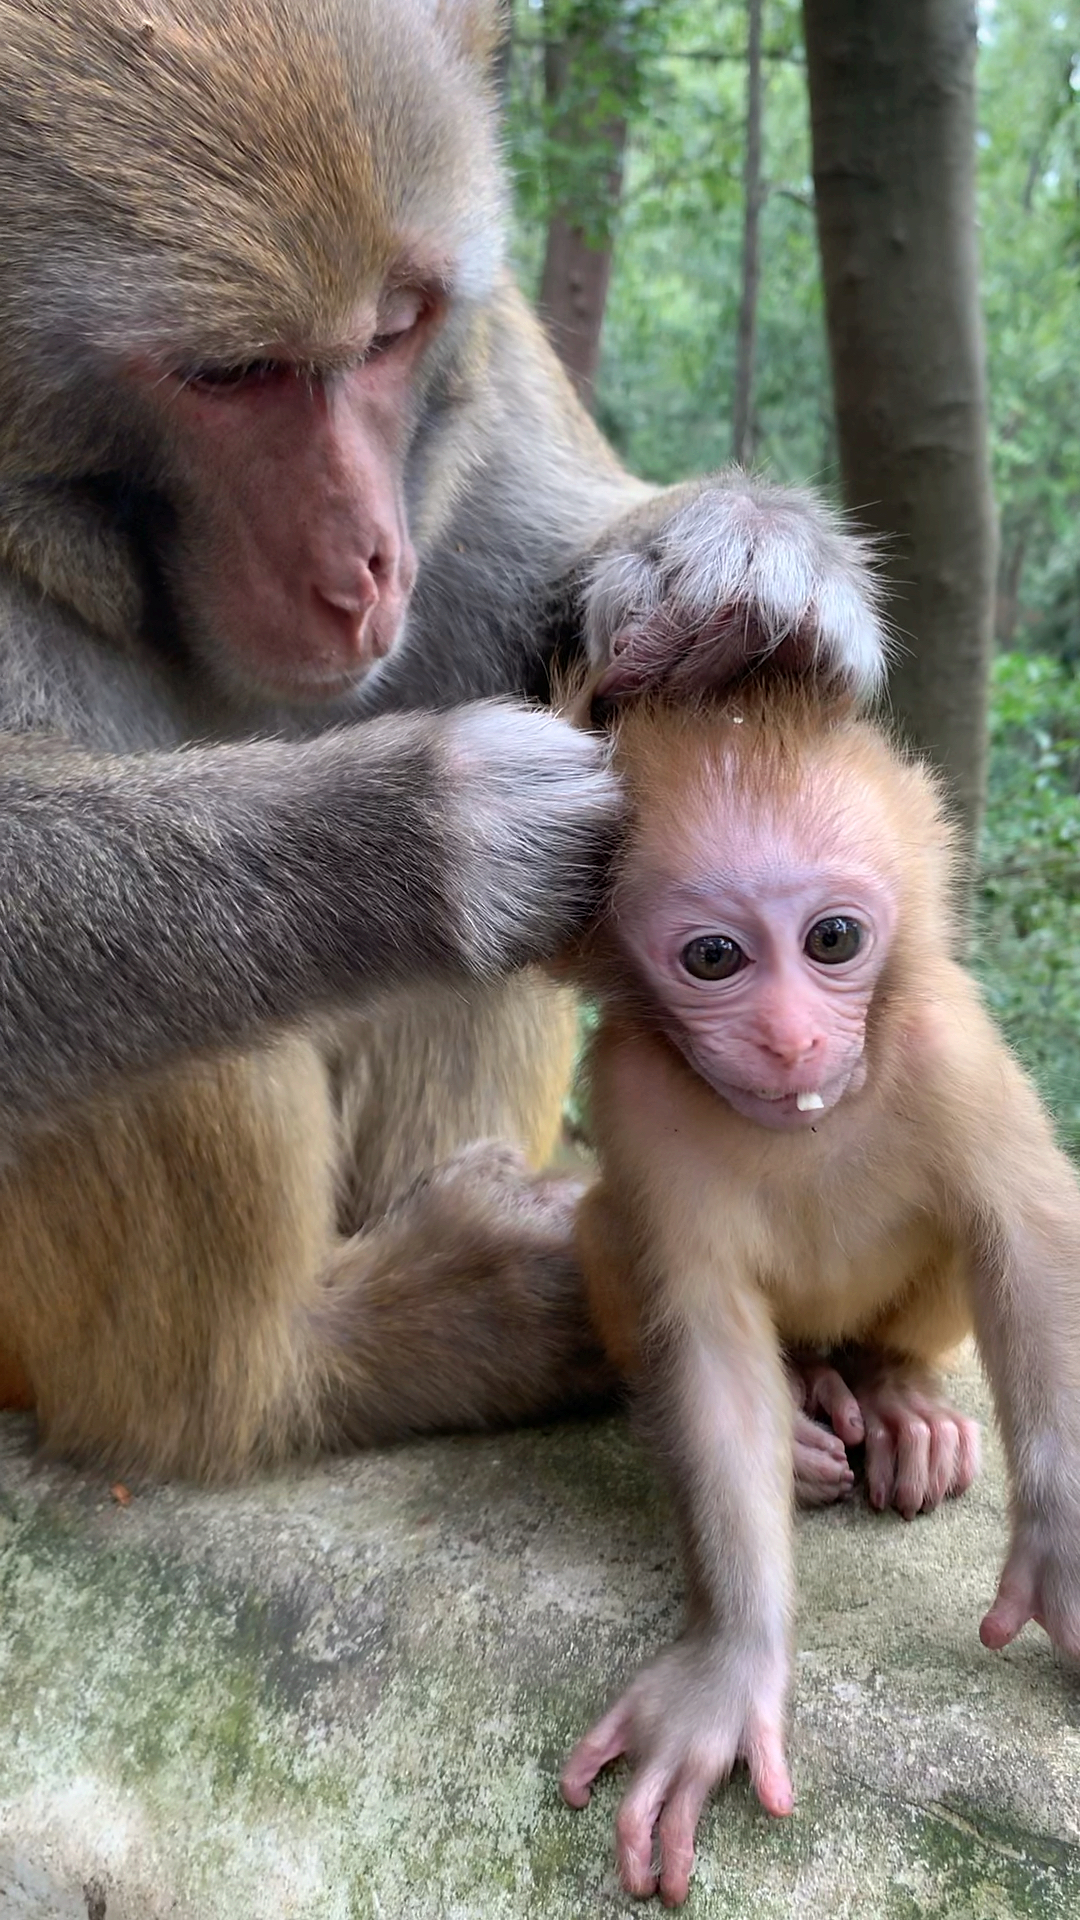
[553,622,675,730]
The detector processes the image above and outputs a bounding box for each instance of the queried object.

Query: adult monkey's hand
[583,475,887,705]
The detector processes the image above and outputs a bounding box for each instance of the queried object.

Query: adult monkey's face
[0,0,506,702]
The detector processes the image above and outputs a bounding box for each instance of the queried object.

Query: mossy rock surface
[1,1349,1078,1918]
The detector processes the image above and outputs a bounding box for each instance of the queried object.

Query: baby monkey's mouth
[674,1031,867,1129]
[747,1087,823,1109]
[713,1062,866,1131]
[723,1084,832,1131]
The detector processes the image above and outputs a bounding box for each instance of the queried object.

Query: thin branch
[732,0,764,467]
[509,32,803,66]
[770,184,814,211]
[663,48,805,66]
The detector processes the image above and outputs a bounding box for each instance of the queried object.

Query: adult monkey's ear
[434,0,507,63]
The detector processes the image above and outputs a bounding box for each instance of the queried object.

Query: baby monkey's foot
[790,1349,980,1520]
[787,1353,863,1505]
[852,1357,981,1520]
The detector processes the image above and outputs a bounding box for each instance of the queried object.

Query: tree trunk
[804,0,996,867]
[538,29,629,409]
[733,0,765,467]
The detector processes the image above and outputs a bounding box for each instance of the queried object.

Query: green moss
[897,1797,1078,1918]
[0,1499,346,1814]
[1,1392,1076,1920]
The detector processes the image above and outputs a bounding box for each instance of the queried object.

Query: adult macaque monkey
[0,0,886,1475]
[560,670,1080,1905]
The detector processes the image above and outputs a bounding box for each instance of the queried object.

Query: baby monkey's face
[618,803,897,1133]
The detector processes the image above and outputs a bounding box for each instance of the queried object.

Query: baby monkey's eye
[805,916,863,964]
[680,935,746,981]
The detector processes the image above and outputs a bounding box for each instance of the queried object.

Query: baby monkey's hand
[982,1503,1080,1660]
[561,1635,792,1907]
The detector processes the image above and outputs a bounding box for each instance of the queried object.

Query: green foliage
[979,1,1080,656]
[973,652,1080,1157]
[506,0,680,255]
[506,0,1080,642]
[505,0,827,482]
[596,0,827,484]
[562,998,598,1144]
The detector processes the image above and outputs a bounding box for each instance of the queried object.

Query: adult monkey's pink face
[8,0,505,703]
[136,279,442,702]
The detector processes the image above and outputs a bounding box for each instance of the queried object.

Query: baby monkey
[559,679,1080,1905]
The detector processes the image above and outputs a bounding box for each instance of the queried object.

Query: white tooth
[796,1091,825,1111]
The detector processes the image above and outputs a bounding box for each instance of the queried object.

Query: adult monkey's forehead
[0,0,507,354]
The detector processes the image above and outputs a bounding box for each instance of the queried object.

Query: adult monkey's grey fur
[0,0,886,1477]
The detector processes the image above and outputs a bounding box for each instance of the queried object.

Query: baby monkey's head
[606,686,958,1131]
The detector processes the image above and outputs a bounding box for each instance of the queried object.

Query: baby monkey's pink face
[621,803,897,1132]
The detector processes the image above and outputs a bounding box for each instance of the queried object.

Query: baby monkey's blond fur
[562,683,1080,1906]
[581,689,979,1377]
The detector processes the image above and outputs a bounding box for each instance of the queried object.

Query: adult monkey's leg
[332,970,581,1228]
[322,969,613,1442]
[1,990,605,1479]
[1,1041,338,1478]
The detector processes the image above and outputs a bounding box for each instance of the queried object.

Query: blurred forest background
[500,0,1080,1155]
